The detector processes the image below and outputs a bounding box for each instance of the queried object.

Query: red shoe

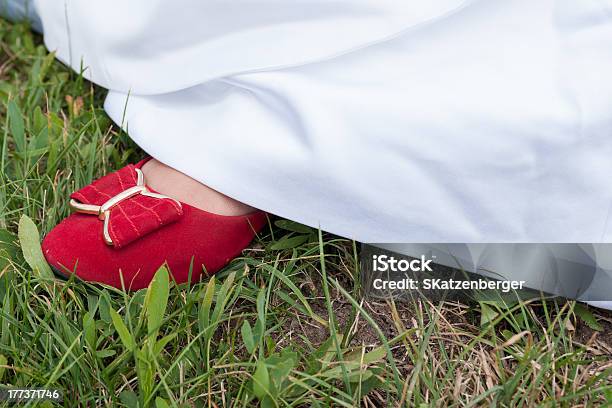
[42,159,267,290]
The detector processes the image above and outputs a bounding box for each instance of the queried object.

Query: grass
[0,18,611,407]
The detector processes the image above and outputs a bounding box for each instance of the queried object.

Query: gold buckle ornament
[69,168,182,246]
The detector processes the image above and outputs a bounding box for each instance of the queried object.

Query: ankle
[141,159,256,216]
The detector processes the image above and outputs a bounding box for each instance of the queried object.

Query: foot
[42,158,267,290]
[141,159,256,216]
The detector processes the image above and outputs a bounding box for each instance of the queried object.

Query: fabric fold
[35,0,470,94]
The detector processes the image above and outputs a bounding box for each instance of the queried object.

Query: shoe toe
[42,206,267,290]
[42,213,130,288]
[43,213,91,276]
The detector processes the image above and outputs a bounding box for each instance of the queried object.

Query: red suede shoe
[42,159,267,290]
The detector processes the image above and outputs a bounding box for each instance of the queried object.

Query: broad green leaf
[95,350,116,358]
[153,333,178,356]
[348,369,373,383]
[13,146,48,160]
[135,346,153,400]
[98,292,112,324]
[267,350,297,386]
[8,100,25,152]
[479,302,499,327]
[0,229,19,270]
[574,303,603,332]
[119,390,139,408]
[0,296,7,350]
[83,311,96,349]
[312,334,344,366]
[345,345,386,365]
[256,287,266,328]
[252,359,270,400]
[253,319,264,346]
[241,320,255,354]
[322,346,383,383]
[212,272,235,322]
[274,220,313,234]
[18,215,53,279]
[0,354,7,381]
[155,397,170,408]
[321,364,373,382]
[38,51,56,82]
[198,276,215,332]
[110,308,135,351]
[363,346,387,364]
[144,265,170,337]
[32,106,46,134]
[32,126,49,149]
[269,234,309,251]
[356,371,387,396]
[200,273,236,344]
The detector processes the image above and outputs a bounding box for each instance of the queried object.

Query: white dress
[33,0,612,243]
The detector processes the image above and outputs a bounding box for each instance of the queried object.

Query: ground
[0,19,610,407]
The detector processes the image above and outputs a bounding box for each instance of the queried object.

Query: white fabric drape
[35,0,612,243]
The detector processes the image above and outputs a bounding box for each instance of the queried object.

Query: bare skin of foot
[141,159,256,216]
